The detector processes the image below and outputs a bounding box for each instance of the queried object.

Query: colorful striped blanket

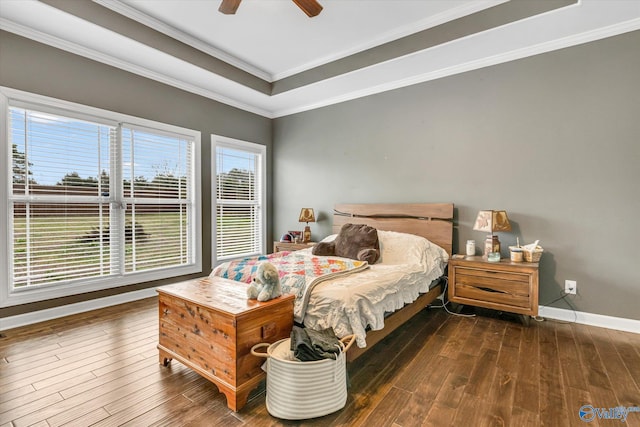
[210,251,369,323]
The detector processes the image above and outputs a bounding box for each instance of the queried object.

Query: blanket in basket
[210,251,369,323]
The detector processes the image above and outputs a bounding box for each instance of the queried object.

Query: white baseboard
[539,305,640,334]
[2,292,638,335]
[0,287,158,332]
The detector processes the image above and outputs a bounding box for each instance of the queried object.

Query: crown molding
[270,16,640,117]
[98,0,506,82]
[270,0,506,81]
[0,17,274,118]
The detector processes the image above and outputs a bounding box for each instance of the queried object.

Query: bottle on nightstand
[466,240,475,257]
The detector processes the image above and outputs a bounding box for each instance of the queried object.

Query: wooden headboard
[332,203,454,256]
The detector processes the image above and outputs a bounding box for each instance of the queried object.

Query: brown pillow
[334,223,380,263]
[311,241,336,257]
[357,248,379,264]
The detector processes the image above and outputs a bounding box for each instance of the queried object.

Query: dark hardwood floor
[1,297,639,427]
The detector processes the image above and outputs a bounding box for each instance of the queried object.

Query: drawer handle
[261,322,276,339]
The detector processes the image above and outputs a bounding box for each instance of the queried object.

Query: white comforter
[301,230,448,348]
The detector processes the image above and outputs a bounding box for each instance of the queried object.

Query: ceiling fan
[218,0,323,17]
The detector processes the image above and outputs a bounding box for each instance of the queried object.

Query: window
[212,135,265,264]
[1,88,201,306]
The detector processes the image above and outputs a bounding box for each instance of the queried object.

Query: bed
[212,203,453,362]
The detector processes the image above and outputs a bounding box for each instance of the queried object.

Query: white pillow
[320,234,337,243]
[377,229,447,266]
[318,230,448,268]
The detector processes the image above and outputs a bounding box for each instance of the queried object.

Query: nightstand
[273,241,316,253]
[448,256,539,323]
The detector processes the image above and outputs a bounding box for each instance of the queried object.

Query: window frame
[211,134,266,267]
[0,87,202,307]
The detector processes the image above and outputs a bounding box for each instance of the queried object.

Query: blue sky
[10,108,253,186]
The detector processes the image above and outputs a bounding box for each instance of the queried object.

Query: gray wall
[0,31,272,317]
[2,27,638,322]
[273,30,640,321]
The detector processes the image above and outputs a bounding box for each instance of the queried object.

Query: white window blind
[3,91,201,306]
[121,126,194,273]
[10,107,116,287]
[215,141,264,261]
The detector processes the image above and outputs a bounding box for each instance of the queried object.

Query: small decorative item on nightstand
[279,233,293,243]
[465,240,475,257]
[523,241,544,262]
[299,208,316,243]
[288,231,302,243]
[509,247,524,262]
[473,210,511,257]
[487,252,501,262]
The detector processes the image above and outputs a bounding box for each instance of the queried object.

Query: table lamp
[473,210,511,257]
[299,208,316,243]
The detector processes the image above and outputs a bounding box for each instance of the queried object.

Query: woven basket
[252,335,355,420]
[524,246,543,262]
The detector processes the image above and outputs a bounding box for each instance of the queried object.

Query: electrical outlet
[565,280,577,295]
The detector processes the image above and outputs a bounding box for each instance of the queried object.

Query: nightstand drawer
[454,267,532,309]
[455,284,531,309]
[455,267,530,295]
[448,256,539,317]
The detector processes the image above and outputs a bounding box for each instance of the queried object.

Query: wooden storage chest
[157,276,294,411]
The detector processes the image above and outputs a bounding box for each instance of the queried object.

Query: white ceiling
[1,0,640,118]
[115,0,498,81]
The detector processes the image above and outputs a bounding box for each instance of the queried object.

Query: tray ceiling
[1,0,639,117]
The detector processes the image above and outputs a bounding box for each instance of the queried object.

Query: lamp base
[484,235,501,257]
[302,225,311,243]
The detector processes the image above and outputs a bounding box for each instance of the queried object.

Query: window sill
[0,263,202,307]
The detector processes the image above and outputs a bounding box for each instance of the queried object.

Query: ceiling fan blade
[219,0,242,14]
[292,0,323,17]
